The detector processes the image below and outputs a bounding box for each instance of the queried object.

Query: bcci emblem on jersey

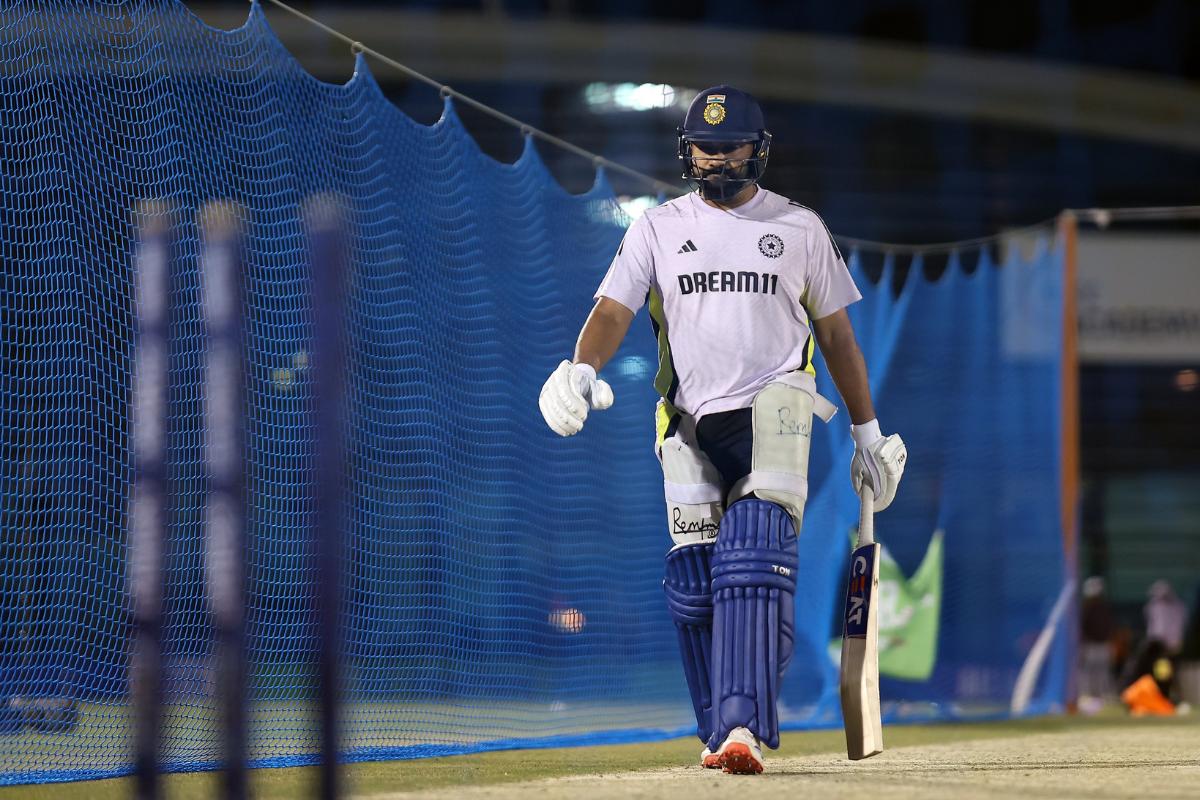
[758,233,784,258]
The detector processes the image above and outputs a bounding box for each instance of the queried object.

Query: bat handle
[858,486,875,547]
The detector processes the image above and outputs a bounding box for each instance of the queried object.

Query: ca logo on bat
[844,549,876,637]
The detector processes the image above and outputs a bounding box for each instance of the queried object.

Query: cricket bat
[839,487,883,760]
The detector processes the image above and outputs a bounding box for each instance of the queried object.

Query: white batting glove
[850,419,907,512]
[538,360,614,437]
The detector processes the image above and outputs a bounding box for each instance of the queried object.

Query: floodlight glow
[618,195,657,219]
[583,83,694,112]
[615,355,653,381]
[618,83,673,110]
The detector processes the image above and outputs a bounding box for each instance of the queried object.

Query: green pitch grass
[0,710,1193,799]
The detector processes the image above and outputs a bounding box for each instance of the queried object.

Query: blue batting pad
[710,499,798,750]
[663,542,715,744]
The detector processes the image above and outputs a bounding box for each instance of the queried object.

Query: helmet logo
[703,103,726,125]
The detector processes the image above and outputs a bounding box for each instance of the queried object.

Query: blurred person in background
[1145,579,1188,656]
[1077,576,1114,715]
[1120,580,1190,715]
[1179,583,1200,707]
[1184,583,1200,661]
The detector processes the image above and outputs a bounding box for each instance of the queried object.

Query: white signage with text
[1078,232,1200,364]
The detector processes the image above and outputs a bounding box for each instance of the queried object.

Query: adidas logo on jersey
[677,240,698,254]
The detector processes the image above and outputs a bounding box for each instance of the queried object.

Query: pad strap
[813,392,837,423]
[664,542,715,744]
[727,471,808,508]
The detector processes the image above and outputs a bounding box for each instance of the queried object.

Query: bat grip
[858,486,875,546]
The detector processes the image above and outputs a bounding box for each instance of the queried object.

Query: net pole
[1058,211,1080,565]
[200,202,249,800]
[130,201,171,800]
[1058,211,1082,711]
[306,196,348,800]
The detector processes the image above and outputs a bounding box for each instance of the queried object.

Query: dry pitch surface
[2,713,1196,799]
[377,723,1200,800]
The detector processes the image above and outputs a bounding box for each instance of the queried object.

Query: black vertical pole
[131,201,171,800]
[307,196,346,800]
[200,202,248,800]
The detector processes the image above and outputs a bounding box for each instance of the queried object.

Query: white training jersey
[595,188,861,420]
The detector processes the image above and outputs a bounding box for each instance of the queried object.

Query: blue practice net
[0,0,1069,784]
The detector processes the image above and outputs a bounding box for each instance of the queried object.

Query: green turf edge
[1,711,1194,800]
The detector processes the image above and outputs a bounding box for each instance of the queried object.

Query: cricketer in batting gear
[539,83,908,772]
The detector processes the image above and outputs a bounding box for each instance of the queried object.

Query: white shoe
[700,746,721,769]
[715,727,764,775]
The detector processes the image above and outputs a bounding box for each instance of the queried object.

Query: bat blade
[840,534,883,760]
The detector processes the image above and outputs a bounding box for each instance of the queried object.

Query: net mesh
[0,0,1068,784]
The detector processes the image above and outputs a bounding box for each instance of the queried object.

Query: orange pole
[1058,212,1080,564]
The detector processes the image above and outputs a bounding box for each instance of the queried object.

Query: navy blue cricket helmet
[678,85,772,202]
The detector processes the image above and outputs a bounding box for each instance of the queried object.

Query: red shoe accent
[720,743,764,775]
